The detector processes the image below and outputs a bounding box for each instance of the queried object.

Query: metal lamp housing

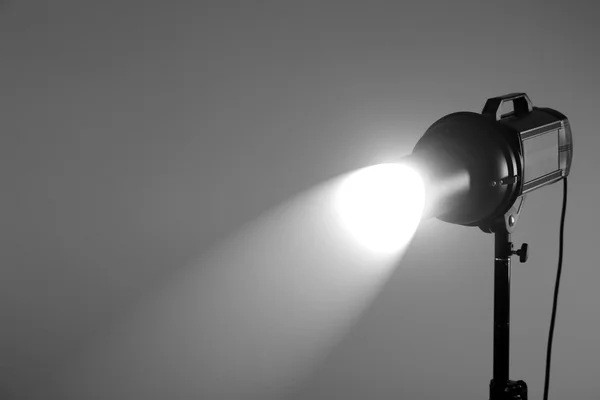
[411,93,573,232]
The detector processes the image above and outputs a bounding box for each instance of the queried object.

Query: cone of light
[36,174,415,400]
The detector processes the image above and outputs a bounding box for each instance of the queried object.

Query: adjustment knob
[513,243,529,263]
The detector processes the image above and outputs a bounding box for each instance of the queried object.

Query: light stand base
[490,379,528,400]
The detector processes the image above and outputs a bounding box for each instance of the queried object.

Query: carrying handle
[482,93,533,121]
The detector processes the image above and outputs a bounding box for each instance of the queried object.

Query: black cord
[543,177,568,400]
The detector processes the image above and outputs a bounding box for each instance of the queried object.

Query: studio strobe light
[338,93,572,400]
[409,93,573,400]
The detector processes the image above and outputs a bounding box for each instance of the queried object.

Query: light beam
[36,174,413,400]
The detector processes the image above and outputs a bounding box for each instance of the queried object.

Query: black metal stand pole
[491,230,512,397]
[489,228,528,400]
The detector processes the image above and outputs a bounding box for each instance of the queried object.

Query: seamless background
[1,1,599,399]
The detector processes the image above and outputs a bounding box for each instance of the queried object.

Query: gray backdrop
[1,1,598,399]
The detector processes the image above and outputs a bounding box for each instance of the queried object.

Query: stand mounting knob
[512,243,529,263]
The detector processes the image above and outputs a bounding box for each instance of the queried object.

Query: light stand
[490,221,528,400]
[481,196,529,400]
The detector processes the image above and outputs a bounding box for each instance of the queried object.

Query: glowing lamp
[408,93,573,400]
[409,92,572,233]
[336,93,573,400]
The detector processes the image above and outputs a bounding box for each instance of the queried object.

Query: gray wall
[1,1,598,399]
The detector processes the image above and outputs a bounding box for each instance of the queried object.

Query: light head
[336,93,573,252]
[410,93,573,233]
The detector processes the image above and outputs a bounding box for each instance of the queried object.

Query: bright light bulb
[336,163,425,254]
